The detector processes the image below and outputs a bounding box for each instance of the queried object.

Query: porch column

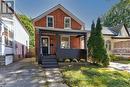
[56,33,59,55]
[38,29,42,64]
[84,34,87,49]
[84,34,88,61]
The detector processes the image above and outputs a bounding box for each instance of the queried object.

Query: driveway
[109,62,130,73]
[0,58,68,87]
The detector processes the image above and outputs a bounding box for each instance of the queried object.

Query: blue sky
[15,0,119,30]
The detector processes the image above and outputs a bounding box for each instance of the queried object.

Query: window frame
[106,40,111,51]
[46,16,54,28]
[64,17,71,29]
[60,35,70,49]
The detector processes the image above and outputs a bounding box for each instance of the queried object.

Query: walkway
[0,58,68,87]
[109,62,130,73]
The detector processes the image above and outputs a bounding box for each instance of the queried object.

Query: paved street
[0,58,68,87]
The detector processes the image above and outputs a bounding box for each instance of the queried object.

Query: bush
[57,58,64,62]
[64,59,71,63]
[72,58,78,63]
[109,54,121,61]
[79,59,86,62]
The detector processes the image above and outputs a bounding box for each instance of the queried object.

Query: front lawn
[115,60,130,64]
[61,64,130,87]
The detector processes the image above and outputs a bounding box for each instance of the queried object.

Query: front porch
[112,40,130,57]
[37,28,87,66]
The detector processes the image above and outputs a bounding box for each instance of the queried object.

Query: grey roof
[102,27,114,35]
[102,24,124,36]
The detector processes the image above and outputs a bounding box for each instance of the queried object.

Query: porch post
[38,29,42,64]
[84,34,87,61]
[84,34,87,49]
[56,33,59,56]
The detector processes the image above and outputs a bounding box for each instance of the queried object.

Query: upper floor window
[64,17,71,29]
[47,16,54,28]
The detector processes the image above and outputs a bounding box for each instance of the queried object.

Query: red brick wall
[70,36,80,49]
[34,9,82,29]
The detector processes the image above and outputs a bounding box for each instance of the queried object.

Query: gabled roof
[102,24,130,36]
[128,28,130,34]
[102,27,115,36]
[33,4,85,27]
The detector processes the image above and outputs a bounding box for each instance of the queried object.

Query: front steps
[41,55,59,68]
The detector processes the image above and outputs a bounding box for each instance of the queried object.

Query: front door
[42,38,49,55]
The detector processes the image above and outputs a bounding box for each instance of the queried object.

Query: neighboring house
[0,1,29,66]
[88,24,130,57]
[33,4,87,67]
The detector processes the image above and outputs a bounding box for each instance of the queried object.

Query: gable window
[64,17,71,29]
[61,36,70,48]
[47,16,54,28]
[118,32,122,36]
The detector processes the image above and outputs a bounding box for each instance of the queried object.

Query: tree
[87,21,96,63]
[18,14,35,48]
[88,18,109,66]
[102,0,130,27]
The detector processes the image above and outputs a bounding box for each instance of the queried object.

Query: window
[4,27,8,46]
[5,36,8,46]
[64,17,71,29]
[118,32,122,36]
[1,1,14,14]
[61,36,70,48]
[106,40,111,51]
[9,30,14,39]
[47,16,54,27]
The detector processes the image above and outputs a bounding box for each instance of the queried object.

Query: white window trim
[46,16,54,28]
[64,17,71,29]
[41,36,50,54]
[60,35,70,49]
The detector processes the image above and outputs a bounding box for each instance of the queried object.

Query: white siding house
[0,0,29,65]
[13,15,29,60]
[0,0,29,66]
[0,14,29,66]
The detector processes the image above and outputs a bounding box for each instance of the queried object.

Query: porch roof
[37,27,87,35]
[111,37,130,39]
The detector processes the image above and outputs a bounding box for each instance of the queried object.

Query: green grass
[115,60,130,64]
[61,65,130,87]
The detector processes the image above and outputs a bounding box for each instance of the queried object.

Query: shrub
[57,58,64,62]
[72,58,78,63]
[87,18,109,67]
[64,59,71,63]
[109,54,121,61]
[79,59,86,62]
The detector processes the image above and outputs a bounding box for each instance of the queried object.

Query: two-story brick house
[33,4,87,68]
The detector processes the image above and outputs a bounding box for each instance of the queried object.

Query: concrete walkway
[109,62,130,73]
[0,58,68,87]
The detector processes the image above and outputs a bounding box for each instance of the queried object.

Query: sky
[15,0,119,30]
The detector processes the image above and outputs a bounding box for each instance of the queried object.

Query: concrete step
[42,58,57,62]
[41,56,58,68]
[42,64,59,68]
[42,62,58,65]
